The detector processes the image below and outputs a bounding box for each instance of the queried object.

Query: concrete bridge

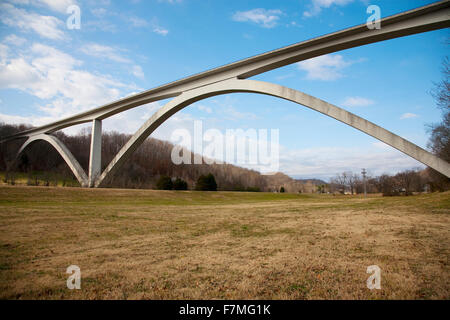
[2,0,450,187]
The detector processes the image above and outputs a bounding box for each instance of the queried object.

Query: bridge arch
[13,134,88,187]
[95,79,450,187]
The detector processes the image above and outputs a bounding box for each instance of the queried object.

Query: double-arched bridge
[2,0,450,187]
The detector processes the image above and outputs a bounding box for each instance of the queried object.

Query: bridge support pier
[88,119,102,188]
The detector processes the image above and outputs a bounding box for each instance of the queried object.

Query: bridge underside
[9,79,450,188]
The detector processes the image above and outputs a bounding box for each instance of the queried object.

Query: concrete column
[88,119,102,187]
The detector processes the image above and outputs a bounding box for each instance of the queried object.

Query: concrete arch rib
[96,78,450,187]
[16,134,88,187]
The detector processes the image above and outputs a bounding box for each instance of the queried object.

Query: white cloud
[91,8,107,17]
[128,16,149,28]
[400,113,418,120]
[84,20,117,33]
[3,34,27,46]
[80,43,145,80]
[0,42,134,121]
[132,65,144,79]
[222,105,258,121]
[126,16,169,36]
[0,112,56,128]
[39,0,78,13]
[80,43,131,63]
[297,54,351,81]
[372,141,391,150]
[0,44,9,62]
[304,0,354,17]
[232,9,283,28]
[157,0,182,3]
[280,145,424,180]
[342,96,374,108]
[196,104,212,114]
[0,100,161,136]
[0,3,65,40]
[7,0,79,13]
[153,26,169,36]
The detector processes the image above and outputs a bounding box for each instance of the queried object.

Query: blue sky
[0,0,448,180]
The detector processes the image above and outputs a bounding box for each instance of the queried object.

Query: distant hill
[264,173,326,193]
[295,178,327,186]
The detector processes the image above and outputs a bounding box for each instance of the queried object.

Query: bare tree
[331,172,348,194]
[427,56,450,191]
[376,174,399,196]
[395,170,422,196]
[347,173,360,195]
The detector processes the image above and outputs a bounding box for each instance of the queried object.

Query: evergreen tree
[173,177,188,190]
[196,173,217,191]
[156,175,173,190]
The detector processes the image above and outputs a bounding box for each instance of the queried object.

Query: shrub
[280,187,285,193]
[195,173,217,191]
[173,178,188,190]
[156,175,173,190]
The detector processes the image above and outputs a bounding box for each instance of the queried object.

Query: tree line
[328,169,437,196]
[0,122,448,194]
[0,124,268,191]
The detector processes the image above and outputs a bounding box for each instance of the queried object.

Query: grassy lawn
[0,185,448,299]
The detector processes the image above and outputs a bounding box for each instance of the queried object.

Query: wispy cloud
[126,16,169,36]
[7,0,79,14]
[91,7,108,18]
[400,113,418,120]
[128,16,149,28]
[232,8,283,28]
[153,26,169,36]
[3,34,27,46]
[304,0,354,17]
[196,104,213,114]
[0,42,135,122]
[280,145,424,180]
[221,106,258,121]
[0,3,65,40]
[80,43,131,63]
[80,43,145,79]
[157,0,183,3]
[132,65,144,79]
[38,0,78,14]
[296,54,352,81]
[342,96,374,108]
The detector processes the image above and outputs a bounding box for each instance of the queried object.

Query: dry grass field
[0,185,448,300]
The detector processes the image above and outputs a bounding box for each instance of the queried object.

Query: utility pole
[361,168,367,198]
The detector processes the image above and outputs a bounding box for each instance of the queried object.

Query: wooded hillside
[0,123,294,191]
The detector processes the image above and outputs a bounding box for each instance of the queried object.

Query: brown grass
[0,185,448,300]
